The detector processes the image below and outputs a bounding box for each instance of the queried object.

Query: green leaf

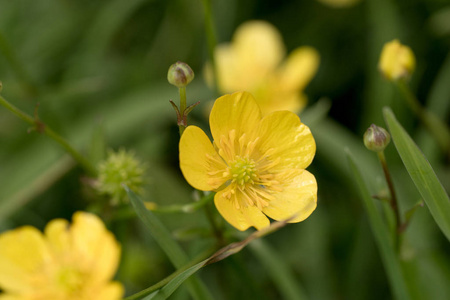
[383,107,450,241]
[249,239,308,300]
[148,260,208,300]
[124,185,213,300]
[346,150,411,300]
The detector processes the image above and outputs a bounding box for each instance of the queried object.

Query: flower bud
[167,61,194,88]
[364,124,391,152]
[378,39,415,81]
[96,149,146,205]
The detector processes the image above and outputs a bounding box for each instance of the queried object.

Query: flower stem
[377,150,401,250]
[201,0,219,95]
[396,80,450,154]
[178,87,187,136]
[0,95,97,175]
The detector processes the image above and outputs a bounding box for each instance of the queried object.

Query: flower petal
[263,170,317,222]
[277,46,320,92]
[209,92,261,145]
[96,281,124,300]
[214,187,270,231]
[233,21,285,81]
[0,227,50,293]
[256,110,316,169]
[179,126,227,191]
[44,219,70,254]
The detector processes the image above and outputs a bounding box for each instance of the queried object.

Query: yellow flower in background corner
[0,212,123,300]
[180,92,317,231]
[205,21,320,115]
[378,39,415,81]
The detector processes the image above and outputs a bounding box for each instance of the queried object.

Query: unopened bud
[364,124,391,152]
[378,39,415,81]
[167,61,194,88]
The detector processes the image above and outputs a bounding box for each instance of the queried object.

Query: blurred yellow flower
[205,21,320,115]
[180,92,317,231]
[378,39,415,81]
[0,212,123,300]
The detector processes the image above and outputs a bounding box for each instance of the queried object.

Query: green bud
[364,124,391,152]
[96,149,146,205]
[167,61,194,88]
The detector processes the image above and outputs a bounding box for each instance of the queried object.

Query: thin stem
[201,0,219,95]
[377,151,401,251]
[0,95,97,175]
[178,87,187,136]
[396,80,450,153]
[204,200,225,246]
[150,193,215,214]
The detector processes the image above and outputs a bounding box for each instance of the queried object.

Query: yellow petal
[277,46,320,92]
[214,187,270,231]
[259,91,307,116]
[44,219,70,254]
[71,212,115,265]
[210,44,242,92]
[263,170,317,222]
[89,231,121,285]
[0,227,50,293]
[96,281,124,300]
[179,126,227,191]
[209,92,261,144]
[233,21,285,80]
[256,111,316,169]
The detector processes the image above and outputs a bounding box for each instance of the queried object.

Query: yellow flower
[0,212,123,300]
[378,39,415,81]
[179,92,317,231]
[205,21,320,115]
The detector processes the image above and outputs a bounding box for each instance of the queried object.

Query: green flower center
[229,156,258,186]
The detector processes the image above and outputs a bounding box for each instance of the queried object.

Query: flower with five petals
[205,21,320,115]
[180,92,317,231]
[0,212,123,300]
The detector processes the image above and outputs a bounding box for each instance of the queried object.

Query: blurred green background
[0,0,449,299]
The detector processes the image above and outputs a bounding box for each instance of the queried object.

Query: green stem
[377,151,401,251]
[396,80,450,153]
[201,0,219,95]
[178,87,186,136]
[152,193,215,214]
[0,95,97,175]
[0,32,38,96]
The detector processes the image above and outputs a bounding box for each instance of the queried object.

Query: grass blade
[124,185,213,300]
[383,107,450,241]
[346,150,411,300]
[249,239,308,300]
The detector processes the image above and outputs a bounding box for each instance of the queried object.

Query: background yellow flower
[180,92,317,231]
[205,21,320,115]
[0,212,123,300]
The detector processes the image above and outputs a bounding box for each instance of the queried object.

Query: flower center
[229,156,258,186]
[57,267,84,294]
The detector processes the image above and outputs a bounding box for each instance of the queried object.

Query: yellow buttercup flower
[180,92,317,231]
[0,212,123,300]
[378,39,415,81]
[206,21,320,115]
